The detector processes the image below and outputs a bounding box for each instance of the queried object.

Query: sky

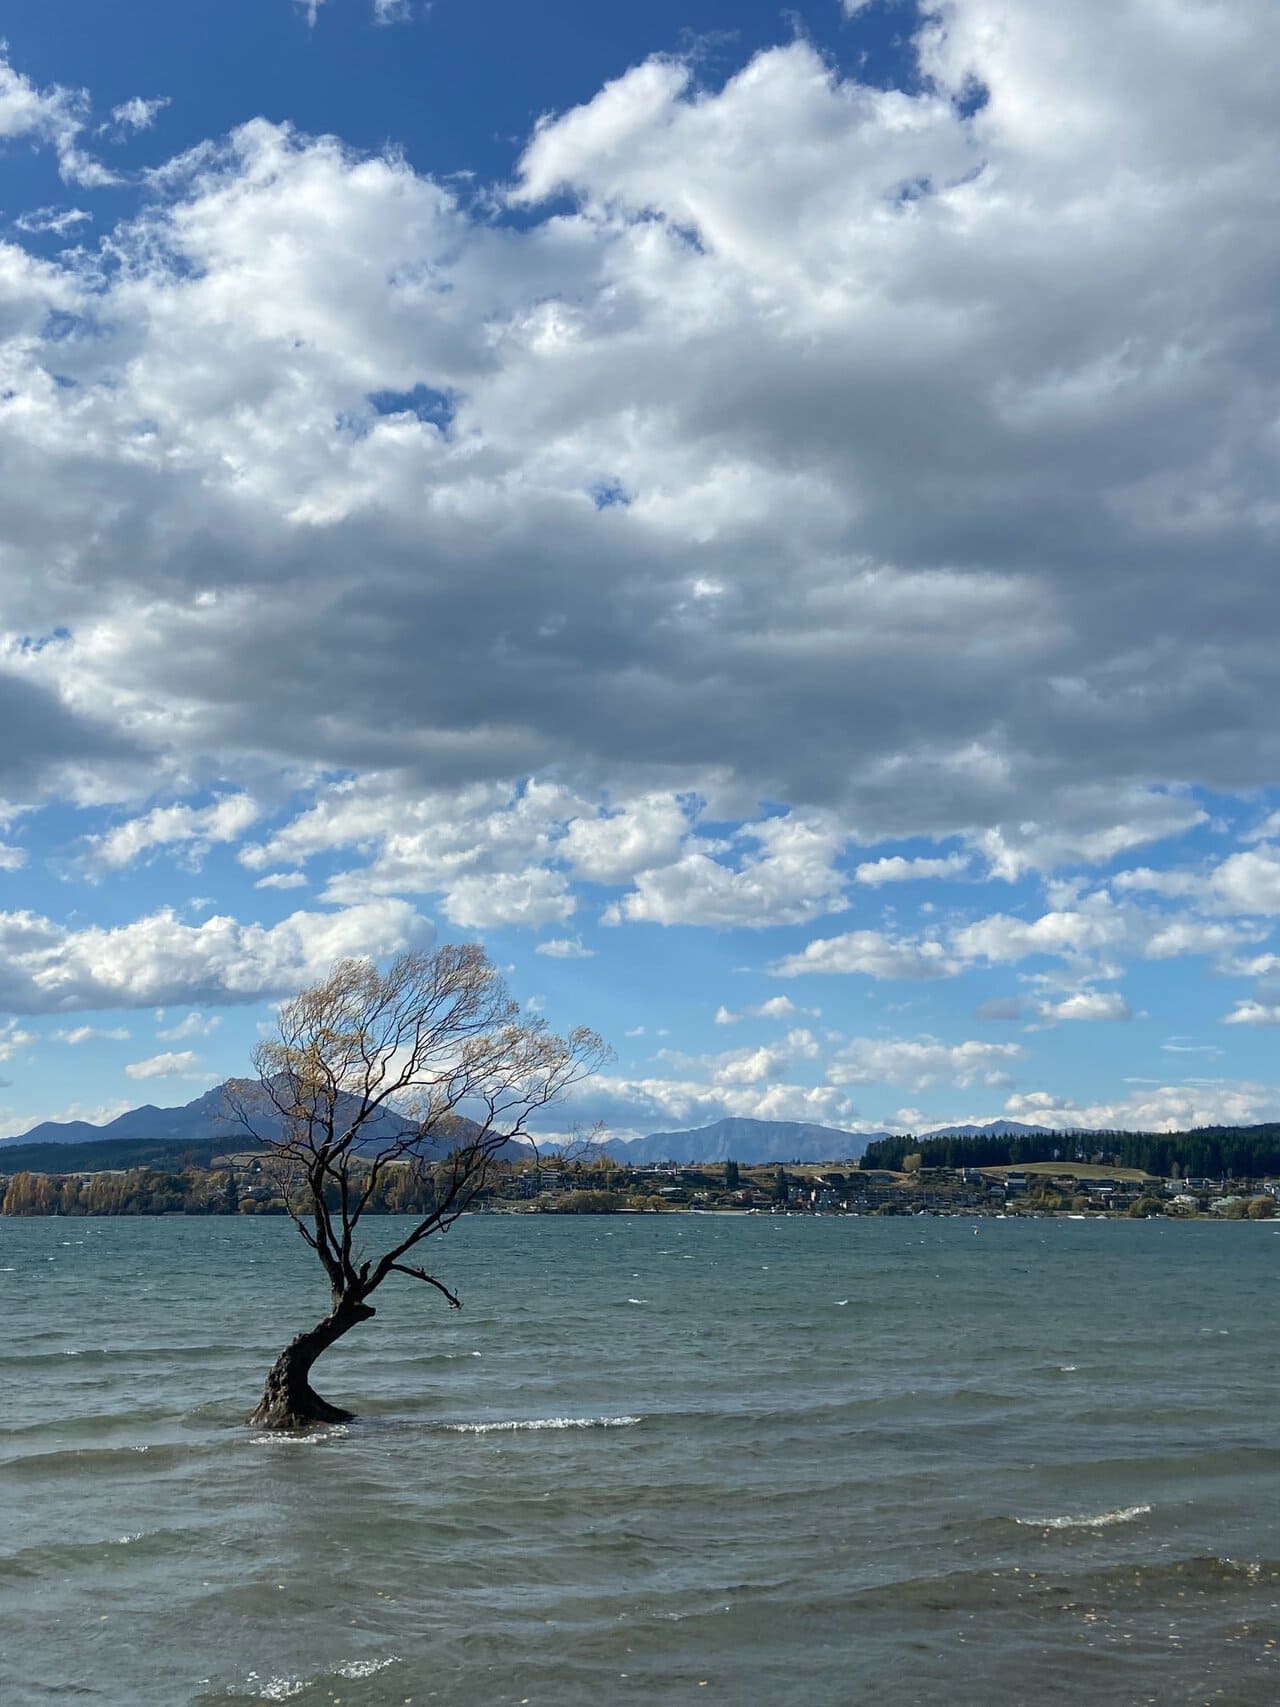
[0,0,1279,1142]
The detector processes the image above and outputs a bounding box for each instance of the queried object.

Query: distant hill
[919,1121,1054,1139]
[0,1081,519,1164]
[0,1133,261,1176]
[604,1117,884,1166]
[3,1083,258,1150]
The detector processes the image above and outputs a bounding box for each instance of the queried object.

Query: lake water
[0,1214,1277,1705]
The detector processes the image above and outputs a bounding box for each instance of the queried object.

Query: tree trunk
[248,1296,376,1430]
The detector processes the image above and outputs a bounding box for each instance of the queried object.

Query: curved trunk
[248,1295,376,1430]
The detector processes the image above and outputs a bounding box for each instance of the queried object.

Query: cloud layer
[2,3,1279,1134]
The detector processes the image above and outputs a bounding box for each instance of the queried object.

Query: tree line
[860,1125,1280,1178]
[0,1163,450,1218]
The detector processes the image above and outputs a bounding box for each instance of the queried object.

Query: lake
[1,1214,1277,1704]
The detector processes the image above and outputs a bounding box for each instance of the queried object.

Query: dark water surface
[0,1214,1277,1705]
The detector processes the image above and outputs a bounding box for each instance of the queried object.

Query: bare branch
[387,1263,463,1310]
[241,944,611,1319]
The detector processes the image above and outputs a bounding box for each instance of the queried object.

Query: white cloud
[0,898,431,1013]
[0,843,26,871]
[1,1097,131,1134]
[951,904,1125,966]
[442,867,573,930]
[536,936,595,959]
[86,795,260,872]
[0,1020,36,1063]
[568,1070,863,1137]
[107,96,168,134]
[0,2,1275,1064]
[1039,989,1132,1023]
[12,206,91,237]
[828,1035,1024,1091]
[1111,865,1206,899]
[373,0,413,21]
[52,1024,130,1044]
[563,794,689,886]
[855,853,969,885]
[1222,1001,1280,1028]
[605,814,848,928]
[125,1049,208,1080]
[254,870,308,890]
[1209,846,1280,914]
[0,49,115,185]
[156,1010,220,1041]
[773,930,958,980]
[714,994,812,1024]
[1003,1080,1280,1134]
[974,791,1206,881]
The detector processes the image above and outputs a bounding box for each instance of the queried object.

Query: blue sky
[1,0,1279,1140]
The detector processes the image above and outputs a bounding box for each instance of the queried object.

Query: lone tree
[231,945,608,1430]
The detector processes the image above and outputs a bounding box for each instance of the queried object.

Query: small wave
[335,1657,400,1679]
[626,1297,648,1305]
[445,1414,641,1434]
[237,1676,304,1701]
[1015,1503,1151,1530]
[234,1656,399,1699]
[250,1425,351,1447]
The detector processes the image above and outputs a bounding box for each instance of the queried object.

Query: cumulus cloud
[567,1070,862,1137]
[773,930,958,980]
[125,1050,209,1080]
[1222,1001,1280,1027]
[1003,1080,1280,1134]
[155,1011,220,1041]
[714,995,813,1024]
[563,794,689,886]
[536,936,595,959]
[85,795,260,872]
[0,7,1271,858]
[0,11,1278,1120]
[604,814,848,928]
[828,1035,1024,1091]
[0,1020,36,1063]
[0,898,431,1013]
[1039,989,1132,1023]
[0,49,115,184]
[52,1024,130,1044]
[855,853,969,886]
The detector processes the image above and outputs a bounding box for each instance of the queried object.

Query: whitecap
[241,1675,305,1701]
[1016,1503,1151,1530]
[445,1415,641,1434]
[250,1425,350,1447]
[335,1657,400,1679]
[626,1297,648,1305]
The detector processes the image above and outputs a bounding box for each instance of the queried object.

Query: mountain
[918,1121,1055,1139]
[604,1117,884,1167]
[2,1083,256,1149]
[0,1081,510,1158]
